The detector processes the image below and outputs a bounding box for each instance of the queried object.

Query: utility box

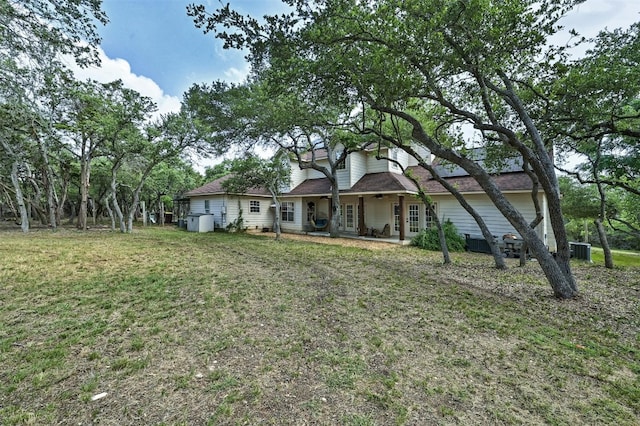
[187,213,215,233]
[570,242,592,262]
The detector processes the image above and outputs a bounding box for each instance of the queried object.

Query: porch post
[327,198,332,222]
[358,196,365,236]
[398,195,405,241]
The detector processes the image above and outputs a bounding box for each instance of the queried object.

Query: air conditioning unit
[570,242,592,262]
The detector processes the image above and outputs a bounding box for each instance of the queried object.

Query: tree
[118,110,212,233]
[221,152,291,240]
[551,23,640,266]
[0,103,34,231]
[372,108,507,268]
[0,0,106,72]
[183,80,370,238]
[189,0,584,298]
[0,1,106,232]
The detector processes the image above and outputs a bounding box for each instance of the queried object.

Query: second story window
[391,148,399,169]
[335,150,346,170]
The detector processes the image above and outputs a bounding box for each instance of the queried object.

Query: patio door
[408,204,420,235]
[341,203,356,232]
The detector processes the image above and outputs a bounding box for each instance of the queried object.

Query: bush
[411,219,466,252]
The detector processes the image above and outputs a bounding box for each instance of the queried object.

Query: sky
[71,0,291,116]
[69,0,639,167]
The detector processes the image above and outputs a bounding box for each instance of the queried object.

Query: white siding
[235,197,274,230]
[189,198,206,214]
[430,193,554,249]
[349,151,368,186]
[280,197,305,233]
[336,168,350,189]
[210,197,227,229]
[362,198,395,232]
[189,196,228,229]
[289,166,307,190]
[306,167,325,180]
[366,150,390,173]
[407,144,432,167]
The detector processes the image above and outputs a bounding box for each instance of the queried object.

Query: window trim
[281,201,295,222]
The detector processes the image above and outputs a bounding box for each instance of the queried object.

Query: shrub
[411,219,466,252]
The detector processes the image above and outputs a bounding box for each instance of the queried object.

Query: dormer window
[391,148,399,169]
[335,150,346,170]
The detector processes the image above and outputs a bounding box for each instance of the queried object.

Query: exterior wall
[188,195,273,230]
[189,195,229,229]
[229,196,274,231]
[407,145,432,167]
[430,192,556,251]
[289,165,307,190]
[279,197,305,233]
[362,197,395,232]
[349,151,368,187]
[336,167,350,189]
[366,149,390,173]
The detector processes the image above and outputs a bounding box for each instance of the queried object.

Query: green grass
[0,227,638,424]
[590,246,640,267]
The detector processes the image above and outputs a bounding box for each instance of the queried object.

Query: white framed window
[281,202,294,222]
[204,199,210,213]
[409,204,420,232]
[346,204,354,228]
[249,200,260,213]
[394,203,400,231]
[425,203,437,228]
[335,150,346,170]
[391,148,399,169]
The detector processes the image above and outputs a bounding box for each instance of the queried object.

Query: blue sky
[97,0,291,98]
[70,0,639,117]
[65,0,637,170]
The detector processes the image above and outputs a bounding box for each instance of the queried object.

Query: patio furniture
[311,217,328,230]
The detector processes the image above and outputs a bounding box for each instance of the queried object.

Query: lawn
[1,228,638,425]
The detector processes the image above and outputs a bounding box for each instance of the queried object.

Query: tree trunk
[329,179,341,238]
[109,166,126,232]
[36,136,59,231]
[404,120,577,298]
[10,162,29,233]
[270,190,282,241]
[90,198,97,225]
[432,211,451,265]
[595,218,614,269]
[104,197,115,231]
[405,147,506,269]
[56,178,69,226]
[126,168,154,233]
[78,154,90,230]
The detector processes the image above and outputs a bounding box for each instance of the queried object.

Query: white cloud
[223,64,252,83]
[67,47,182,117]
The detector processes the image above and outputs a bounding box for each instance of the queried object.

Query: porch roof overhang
[408,166,535,195]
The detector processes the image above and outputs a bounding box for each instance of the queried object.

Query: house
[184,146,556,251]
[184,174,274,231]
